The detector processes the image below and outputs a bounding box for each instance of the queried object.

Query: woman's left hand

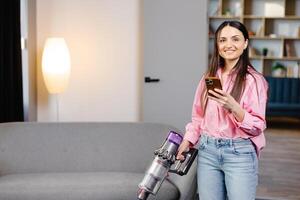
[208,88,245,121]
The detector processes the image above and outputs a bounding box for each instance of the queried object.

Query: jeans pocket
[233,144,255,155]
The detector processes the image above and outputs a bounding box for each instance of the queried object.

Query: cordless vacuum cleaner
[137,131,198,200]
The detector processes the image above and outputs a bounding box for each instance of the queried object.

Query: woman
[177,21,268,200]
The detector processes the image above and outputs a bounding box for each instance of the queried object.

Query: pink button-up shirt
[184,67,268,156]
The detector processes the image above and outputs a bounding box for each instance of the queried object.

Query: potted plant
[272,62,286,77]
[262,47,268,56]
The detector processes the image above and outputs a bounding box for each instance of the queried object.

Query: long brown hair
[202,21,257,111]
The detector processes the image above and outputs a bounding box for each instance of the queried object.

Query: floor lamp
[42,38,71,121]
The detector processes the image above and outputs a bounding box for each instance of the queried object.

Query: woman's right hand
[176,139,192,161]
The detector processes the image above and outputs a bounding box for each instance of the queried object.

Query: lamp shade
[42,38,71,94]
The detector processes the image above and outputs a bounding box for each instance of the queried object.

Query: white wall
[36,0,141,122]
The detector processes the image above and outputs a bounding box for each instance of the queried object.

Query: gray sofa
[0,122,197,200]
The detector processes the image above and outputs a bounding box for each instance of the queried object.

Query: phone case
[205,77,222,97]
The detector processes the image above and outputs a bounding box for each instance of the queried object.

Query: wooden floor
[257,118,300,200]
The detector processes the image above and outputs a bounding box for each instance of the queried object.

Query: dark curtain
[0,0,24,122]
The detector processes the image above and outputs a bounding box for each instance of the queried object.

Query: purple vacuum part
[167,131,183,145]
[137,130,198,200]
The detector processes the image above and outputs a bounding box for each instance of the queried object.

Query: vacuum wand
[137,131,198,200]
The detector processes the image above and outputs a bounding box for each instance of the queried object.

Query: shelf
[243,15,264,19]
[250,56,264,60]
[249,36,300,40]
[274,57,300,61]
[269,16,300,20]
[244,16,300,20]
[282,37,300,40]
[249,36,283,40]
[209,36,300,40]
[250,56,300,61]
[209,15,240,19]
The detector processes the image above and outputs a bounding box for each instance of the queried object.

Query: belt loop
[230,139,233,147]
[204,134,208,144]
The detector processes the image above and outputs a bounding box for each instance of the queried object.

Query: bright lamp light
[42,38,71,94]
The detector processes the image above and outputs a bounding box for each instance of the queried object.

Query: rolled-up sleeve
[184,77,205,145]
[231,75,268,136]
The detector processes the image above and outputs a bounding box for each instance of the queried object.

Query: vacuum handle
[169,148,198,176]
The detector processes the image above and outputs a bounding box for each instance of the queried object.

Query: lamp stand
[55,94,60,122]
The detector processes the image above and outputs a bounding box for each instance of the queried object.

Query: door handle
[145,76,160,83]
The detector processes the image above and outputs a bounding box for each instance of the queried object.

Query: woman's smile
[224,49,235,53]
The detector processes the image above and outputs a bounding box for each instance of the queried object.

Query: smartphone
[205,77,222,97]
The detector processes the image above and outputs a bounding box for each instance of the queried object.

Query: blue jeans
[197,134,258,200]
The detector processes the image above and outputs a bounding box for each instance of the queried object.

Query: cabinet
[208,0,300,78]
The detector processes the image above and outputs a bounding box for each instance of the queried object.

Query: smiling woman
[176,21,268,200]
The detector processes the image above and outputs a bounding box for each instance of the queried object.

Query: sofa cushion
[0,122,179,174]
[0,172,179,200]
